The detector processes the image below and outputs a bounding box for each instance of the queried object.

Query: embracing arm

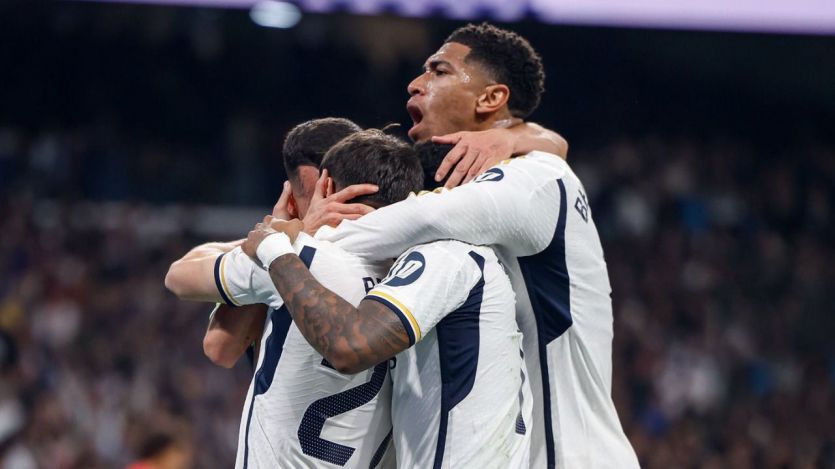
[265,253,409,374]
[512,122,568,158]
[203,303,267,368]
[432,121,568,187]
[165,240,243,302]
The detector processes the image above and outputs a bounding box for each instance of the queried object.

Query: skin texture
[203,303,267,368]
[241,220,410,374]
[406,42,511,143]
[288,165,319,218]
[164,239,243,302]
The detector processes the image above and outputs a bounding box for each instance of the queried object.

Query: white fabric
[321,152,640,469]
[255,231,293,270]
[218,235,395,469]
[367,241,532,469]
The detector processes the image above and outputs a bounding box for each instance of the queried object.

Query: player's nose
[407,74,425,96]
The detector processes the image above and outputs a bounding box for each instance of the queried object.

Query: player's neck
[474,109,520,131]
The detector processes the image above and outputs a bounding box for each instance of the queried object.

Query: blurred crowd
[1,125,833,468]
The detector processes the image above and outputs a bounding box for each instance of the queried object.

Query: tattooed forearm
[268,254,410,374]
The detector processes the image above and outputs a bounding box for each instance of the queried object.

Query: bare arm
[203,303,267,368]
[511,122,568,158]
[266,254,409,374]
[432,121,568,188]
[240,221,409,374]
[164,239,243,302]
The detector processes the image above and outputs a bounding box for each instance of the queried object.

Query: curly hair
[446,23,545,119]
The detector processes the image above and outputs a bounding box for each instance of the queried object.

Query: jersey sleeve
[320,154,562,260]
[364,243,482,346]
[214,247,281,307]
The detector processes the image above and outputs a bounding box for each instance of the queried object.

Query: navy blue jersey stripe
[369,428,393,468]
[299,245,316,268]
[213,253,235,307]
[243,306,293,468]
[515,363,527,435]
[243,246,317,468]
[517,178,571,469]
[364,295,416,345]
[298,362,388,465]
[433,251,486,469]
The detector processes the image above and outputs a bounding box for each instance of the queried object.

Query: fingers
[463,154,486,184]
[326,176,334,198]
[431,132,463,145]
[445,149,479,189]
[435,143,467,182]
[328,184,379,203]
[332,203,375,216]
[272,181,292,218]
[464,154,504,184]
[322,212,365,227]
[312,170,328,201]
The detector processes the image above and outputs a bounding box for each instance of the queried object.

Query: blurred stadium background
[1,0,834,467]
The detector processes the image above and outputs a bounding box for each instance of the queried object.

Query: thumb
[431,132,463,145]
[312,170,328,201]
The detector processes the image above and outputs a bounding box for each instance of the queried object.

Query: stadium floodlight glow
[250,0,302,29]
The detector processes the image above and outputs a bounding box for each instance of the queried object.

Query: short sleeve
[364,242,482,346]
[214,247,281,308]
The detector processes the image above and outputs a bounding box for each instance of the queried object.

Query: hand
[432,128,515,189]
[302,169,378,235]
[272,181,297,220]
[269,218,304,244]
[242,215,280,260]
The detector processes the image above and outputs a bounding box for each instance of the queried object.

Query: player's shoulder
[474,151,569,186]
[403,240,497,270]
[301,231,386,275]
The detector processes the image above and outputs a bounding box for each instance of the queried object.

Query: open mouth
[406,102,424,139]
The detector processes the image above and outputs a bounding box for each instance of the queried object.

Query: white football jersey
[214,233,396,469]
[365,240,532,469]
[320,152,640,469]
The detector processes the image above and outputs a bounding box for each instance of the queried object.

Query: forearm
[204,303,266,368]
[511,122,568,158]
[267,254,408,374]
[165,239,244,301]
[325,183,519,260]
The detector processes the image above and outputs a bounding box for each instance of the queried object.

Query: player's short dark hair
[414,141,455,190]
[446,23,545,119]
[283,117,362,179]
[321,130,423,207]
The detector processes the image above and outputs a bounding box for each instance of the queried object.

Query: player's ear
[476,84,510,115]
[287,193,298,219]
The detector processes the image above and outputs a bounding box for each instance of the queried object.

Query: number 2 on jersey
[297,362,388,466]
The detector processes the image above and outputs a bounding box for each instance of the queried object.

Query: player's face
[406,42,492,142]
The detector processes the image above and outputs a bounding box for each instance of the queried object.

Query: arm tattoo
[268,254,410,373]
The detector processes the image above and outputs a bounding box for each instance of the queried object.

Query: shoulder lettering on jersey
[575,189,590,223]
[383,251,425,286]
[475,168,505,183]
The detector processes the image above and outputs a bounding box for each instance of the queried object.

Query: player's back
[322,151,640,468]
[491,153,639,468]
[366,240,532,468]
[216,234,394,469]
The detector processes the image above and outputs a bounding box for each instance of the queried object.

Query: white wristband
[256,232,294,270]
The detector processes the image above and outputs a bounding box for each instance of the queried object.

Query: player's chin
[408,123,431,143]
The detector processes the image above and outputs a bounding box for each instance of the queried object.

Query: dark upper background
[1,2,833,468]
[2,2,834,205]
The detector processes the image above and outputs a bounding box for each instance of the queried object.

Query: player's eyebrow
[424,59,454,72]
